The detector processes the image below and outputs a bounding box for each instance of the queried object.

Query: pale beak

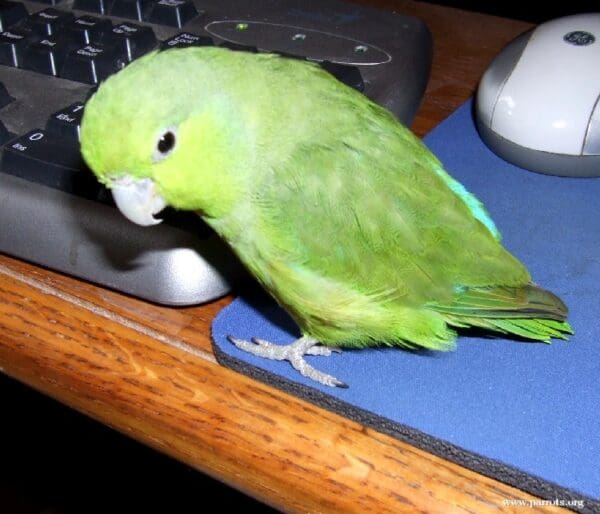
[110,176,167,226]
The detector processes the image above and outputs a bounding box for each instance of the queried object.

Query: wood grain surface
[0,2,572,512]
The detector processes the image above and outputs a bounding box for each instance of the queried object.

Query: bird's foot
[227,335,347,388]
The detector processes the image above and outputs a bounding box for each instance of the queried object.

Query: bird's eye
[153,128,177,162]
[158,131,175,153]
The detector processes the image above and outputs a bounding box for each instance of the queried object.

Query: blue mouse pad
[211,101,600,509]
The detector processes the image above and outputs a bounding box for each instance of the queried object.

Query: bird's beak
[110,176,167,226]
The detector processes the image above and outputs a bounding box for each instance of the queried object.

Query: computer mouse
[475,13,600,177]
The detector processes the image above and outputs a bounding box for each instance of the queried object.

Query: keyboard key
[0,1,27,31]
[25,8,75,36]
[1,129,100,198]
[72,0,114,15]
[103,21,156,61]
[320,61,364,92]
[64,15,112,44]
[0,120,10,144]
[45,102,85,141]
[161,32,212,49]
[84,84,98,99]
[60,42,125,84]
[109,0,151,22]
[0,81,14,108]
[0,28,32,66]
[21,35,71,75]
[148,0,199,28]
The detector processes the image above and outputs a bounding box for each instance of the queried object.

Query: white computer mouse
[475,13,600,177]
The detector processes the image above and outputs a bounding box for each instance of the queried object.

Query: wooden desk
[0,2,569,512]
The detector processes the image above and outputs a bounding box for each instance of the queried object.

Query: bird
[80,46,572,388]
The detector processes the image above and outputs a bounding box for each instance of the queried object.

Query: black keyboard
[0,0,431,305]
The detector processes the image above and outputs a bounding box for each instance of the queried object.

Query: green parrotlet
[80,47,572,387]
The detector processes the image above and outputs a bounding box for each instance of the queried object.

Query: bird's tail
[430,284,573,342]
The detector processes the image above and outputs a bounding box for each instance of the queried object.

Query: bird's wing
[252,111,530,309]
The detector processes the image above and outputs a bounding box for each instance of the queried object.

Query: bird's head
[80,47,253,225]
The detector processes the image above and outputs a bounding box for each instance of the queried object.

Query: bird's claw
[305,345,342,356]
[227,335,347,388]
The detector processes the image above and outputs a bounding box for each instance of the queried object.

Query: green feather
[80,47,573,351]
